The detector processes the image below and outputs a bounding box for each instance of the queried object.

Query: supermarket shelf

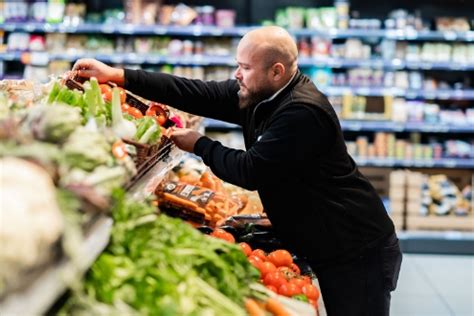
[0,51,237,66]
[205,118,474,134]
[0,215,113,315]
[292,28,474,41]
[398,230,474,255]
[354,157,474,169]
[322,86,474,100]
[3,52,473,71]
[341,120,474,133]
[3,22,474,41]
[1,22,253,37]
[298,57,474,71]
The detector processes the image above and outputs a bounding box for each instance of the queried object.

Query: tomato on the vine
[251,249,266,261]
[290,262,301,275]
[258,261,277,277]
[267,250,293,267]
[278,283,302,297]
[301,284,320,301]
[248,255,263,270]
[210,229,235,243]
[239,242,252,256]
[127,107,144,119]
[289,277,307,288]
[99,84,112,95]
[263,271,288,289]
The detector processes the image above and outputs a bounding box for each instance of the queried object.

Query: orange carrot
[265,298,291,316]
[245,298,266,316]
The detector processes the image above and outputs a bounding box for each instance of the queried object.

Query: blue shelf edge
[2,22,474,41]
[3,52,474,71]
[204,119,474,134]
[353,157,474,169]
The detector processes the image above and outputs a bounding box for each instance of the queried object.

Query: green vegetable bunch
[65,191,260,315]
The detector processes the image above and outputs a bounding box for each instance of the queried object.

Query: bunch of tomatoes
[210,229,320,310]
[99,84,168,126]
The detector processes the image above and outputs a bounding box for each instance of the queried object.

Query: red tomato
[210,229,235,243]
[290,263,301,275]
[277,266,296,280]
[251,249,267,261]
[102,91,112,103]
[289,277,307,288]
[301,284,320,301]
[99,84,112,95]
[278,283,302,297]
[121,103,130,112]
[300,275,312,285]
[248,255,263,270]
[263,271,288,289]
[156,114,167,126]
[127,107,144,119]
[308,298,318,309]
[267,250,293,267]
[266,285,278,293]
[258,261,277,278]
[239,242,252,256]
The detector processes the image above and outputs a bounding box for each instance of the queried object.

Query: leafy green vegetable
[63,127,112,171]
[64,191,260,315]
[24,104,82,143]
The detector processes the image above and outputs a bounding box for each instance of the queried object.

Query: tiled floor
[391,254,474,316]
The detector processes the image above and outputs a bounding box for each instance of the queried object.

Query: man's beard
[238,85,275,109]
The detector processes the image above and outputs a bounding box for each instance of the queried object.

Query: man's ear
[272,63,285,81]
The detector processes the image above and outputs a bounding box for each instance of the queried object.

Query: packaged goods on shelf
[347,133,474,160]
[388,170,473,232]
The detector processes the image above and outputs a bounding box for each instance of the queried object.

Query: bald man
[73,26,401,316]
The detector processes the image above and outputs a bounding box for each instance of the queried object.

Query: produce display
[0,77,318,315]
[62,194,263,316]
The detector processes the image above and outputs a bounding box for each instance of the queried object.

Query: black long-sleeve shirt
[125,69,395,267]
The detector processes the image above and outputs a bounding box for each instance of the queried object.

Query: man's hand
[72,58,124,85]
[169,128,204,153]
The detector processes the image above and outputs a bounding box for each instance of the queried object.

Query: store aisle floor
[391,253,474,316]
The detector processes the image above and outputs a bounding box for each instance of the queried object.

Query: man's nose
[234,68,241,80]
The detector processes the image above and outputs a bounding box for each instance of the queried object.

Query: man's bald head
[240,26,298,76]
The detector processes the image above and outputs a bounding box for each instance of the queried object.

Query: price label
[24,23,36,32]
[445,231,463,240]
[109,55,124,64]
[405,29,418,40]
[101,24,115,34]
[421,62,433,70]
[2,53,16,61]
[356,87,371,95]
[146,55,161,64]
[5,24,15,32]
[120,24,135,34]
[437,91,451,100]
[442,159,457,168]
[29,51,49,66]
[153,26,167,35]
[210,27,224,36]
[443,31,457,41]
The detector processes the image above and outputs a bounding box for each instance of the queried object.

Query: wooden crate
[359,167,391,197]
[390,213,405,231]
[389,187,405,200]
[390,200,405,215]
[406,215,474,231]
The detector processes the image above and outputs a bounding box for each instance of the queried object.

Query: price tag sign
[443,31,457,41]
[153,26,167,35]
[101,24,115,34]
[29,52,50,66]
[120,24,135,34]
